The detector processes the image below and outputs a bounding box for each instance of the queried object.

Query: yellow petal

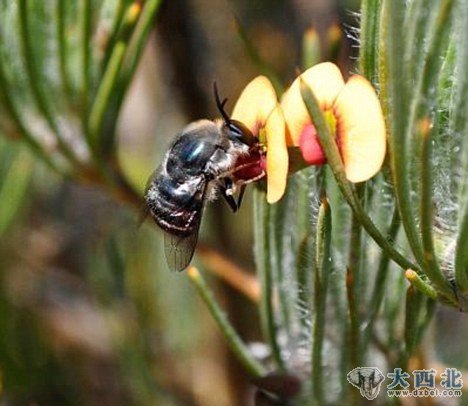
[333,75,386,182]
[281,62,345,146]
[232,76,287,203]
[265,105,288,203]
[232,76,278,136]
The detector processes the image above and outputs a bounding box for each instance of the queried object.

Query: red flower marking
[298,124,326,165]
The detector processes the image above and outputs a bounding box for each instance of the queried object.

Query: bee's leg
[220,179,238,213]
[236,184,246,210]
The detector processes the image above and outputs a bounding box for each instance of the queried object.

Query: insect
[145,85,266,271]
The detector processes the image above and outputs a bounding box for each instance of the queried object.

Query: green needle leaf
[187,267,266,377]
[311,196,332,402]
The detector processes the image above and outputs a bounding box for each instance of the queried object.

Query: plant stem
[403,0,436,87]
[455,207,468,296]
[402,290,436,368]
[101,0,128,72]
[380,0,425,268]
[80,0,92,124]
[295,171,317,331]
[451,2,468,195]
[359,0,382,83]
[102,0,163,145]
[187,267,266,377]
[416,298,436,346]
[362,207,400,346]
[269,202,292,340]
[56,0,74,107]
[347,206,363,369]
[87,2,141,153]
[253,190,285,370]
[0,63,65,174]
[453,1,468,297]
[0,148,34,236]
[346,266,360,370]
[311,197,331,403]
[414,0,454,115]
[419,119,454,300]
[296,232,313,331]
[405,0,454,274]
[402,286,425,369]
[18,0,81,166]
[119,0,163,91]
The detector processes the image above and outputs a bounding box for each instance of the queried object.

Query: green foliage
[0,0,467,404]
[0,1,165,403]
[0,0,160,191]
[0,138,33,236]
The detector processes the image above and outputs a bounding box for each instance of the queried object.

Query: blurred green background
[0,0,467,405]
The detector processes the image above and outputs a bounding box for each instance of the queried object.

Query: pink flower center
[299,124,327,165]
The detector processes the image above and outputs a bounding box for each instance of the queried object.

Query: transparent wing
[163,230,200,272]
[159,176,207,272]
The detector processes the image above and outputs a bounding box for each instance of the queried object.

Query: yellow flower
[232,62,386,203]
[231,77,288,204]
[282,62,386,183]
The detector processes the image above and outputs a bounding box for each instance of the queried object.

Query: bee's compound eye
[227,120,256,146]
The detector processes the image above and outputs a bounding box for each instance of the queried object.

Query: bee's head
[214,82,256,147]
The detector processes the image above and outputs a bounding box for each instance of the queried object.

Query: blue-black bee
[145,85,265,271]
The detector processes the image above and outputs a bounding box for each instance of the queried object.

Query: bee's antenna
[213,82,232,125]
